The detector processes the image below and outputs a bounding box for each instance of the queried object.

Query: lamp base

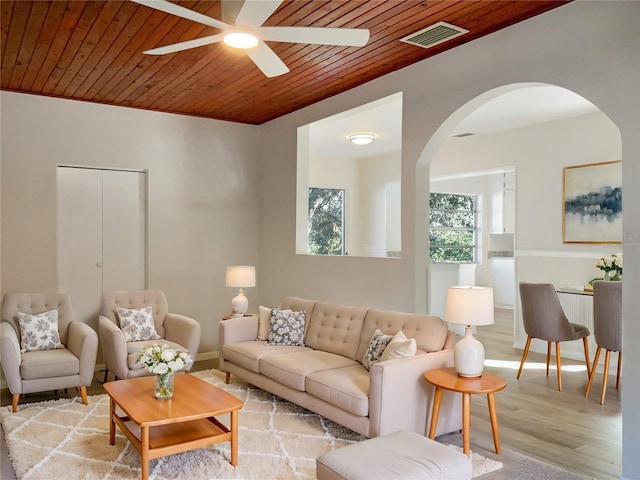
[454,326,485,378]
[231,288,248,316]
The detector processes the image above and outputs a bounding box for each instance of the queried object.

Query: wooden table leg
[230,409,239,466]
[428,386,443,439]
[141,425,149,480]
[462,392,471,456]
[487,392,501,454]
[109,398,116,445]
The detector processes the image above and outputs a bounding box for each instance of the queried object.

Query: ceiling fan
[132,0,370,78]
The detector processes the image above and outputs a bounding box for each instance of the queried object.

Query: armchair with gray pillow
[0,293,98,412]
[98,290,201,381]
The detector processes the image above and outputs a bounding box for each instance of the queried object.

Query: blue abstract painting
[563,160,622,243]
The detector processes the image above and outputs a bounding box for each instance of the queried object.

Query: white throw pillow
[116,306,161,343]
[17,310,64,353]
[258,305,277,341]
[362,328,393,370]
[380,330,417,362]
[266,309,305,346]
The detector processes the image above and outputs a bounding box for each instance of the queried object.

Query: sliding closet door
[57,167,146,326]
[102,170,146,291]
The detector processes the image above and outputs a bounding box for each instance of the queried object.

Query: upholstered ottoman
[316,430,472,480]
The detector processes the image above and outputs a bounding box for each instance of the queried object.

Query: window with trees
[429,193,478,263]
[308,187,345,255]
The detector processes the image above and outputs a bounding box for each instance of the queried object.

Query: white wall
[0,93,260,355]
[257,3,640,478]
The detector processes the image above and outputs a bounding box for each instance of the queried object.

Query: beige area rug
[1,369,501,479]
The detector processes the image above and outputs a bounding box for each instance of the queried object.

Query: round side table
[424,367,507,456]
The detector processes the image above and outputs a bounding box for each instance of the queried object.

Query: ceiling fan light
[224,32,259,49]
[349,133,376,145]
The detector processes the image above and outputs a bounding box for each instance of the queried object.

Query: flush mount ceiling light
[349,133,376,145]
[223,31,259,49]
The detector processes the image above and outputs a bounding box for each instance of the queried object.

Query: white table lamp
[226,266,256,317]
[445,286,494,378]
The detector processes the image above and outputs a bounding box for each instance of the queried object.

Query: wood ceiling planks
[1,0,569,124]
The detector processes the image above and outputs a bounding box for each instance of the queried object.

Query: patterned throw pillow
[266,308,306,346]
[116,306,161,343]
[363,328,393,370]
[17,310,64,353]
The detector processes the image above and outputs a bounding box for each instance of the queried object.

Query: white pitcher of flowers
[137,344,192,399]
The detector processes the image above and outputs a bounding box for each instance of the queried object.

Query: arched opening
[414,81,623,469]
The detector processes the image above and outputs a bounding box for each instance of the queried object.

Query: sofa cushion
[356,309,449,362]
[305,302,368,360]
[279,297,318,336]
[362,329,393,370]
[257,305,274,341]
[116,306,161,342]
[20,348,79,379]
[267,309,306,346]
[223,341,311,374]
[380,330,417,362]
[306,365,370,417]
[260,350,359,391]
[17,310,64,353]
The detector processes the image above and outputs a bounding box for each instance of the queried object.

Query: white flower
[152,362,169,375]
[161,348,177,362]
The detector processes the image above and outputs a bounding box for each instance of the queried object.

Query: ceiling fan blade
[221,0,244,24]
[131,0,229,30]
[235,0,283,28]
[144,34,224,55]
[260,27,370,47]
[246,41,289,78]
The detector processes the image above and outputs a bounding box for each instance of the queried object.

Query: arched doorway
[414,82,623,474]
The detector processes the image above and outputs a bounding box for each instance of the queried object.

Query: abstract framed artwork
[563,160,622,244]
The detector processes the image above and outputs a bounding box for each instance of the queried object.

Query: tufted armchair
[0,293,98,412]
[98,290,201,381]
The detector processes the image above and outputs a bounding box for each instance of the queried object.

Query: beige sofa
[219,297,462,438]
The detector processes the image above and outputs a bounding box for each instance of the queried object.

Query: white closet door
[102,170,146,291]
[57,167,146,325]
[57,168,104,325]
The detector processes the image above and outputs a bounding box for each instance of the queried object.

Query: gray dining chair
[584,281,622,404]
[517,283,591,391]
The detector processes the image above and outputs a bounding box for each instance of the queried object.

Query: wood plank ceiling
[1,1,569,125]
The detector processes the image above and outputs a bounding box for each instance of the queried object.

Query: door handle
[96,262,102,268]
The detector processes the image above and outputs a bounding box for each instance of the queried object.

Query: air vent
[400,21,469,50]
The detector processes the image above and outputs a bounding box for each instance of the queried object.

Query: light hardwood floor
[472,308,621,479]
[1,309,621,479]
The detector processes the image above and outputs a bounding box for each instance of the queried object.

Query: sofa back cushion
[356,309,449,362]
[304,302,368,360]
[279,297,318,336]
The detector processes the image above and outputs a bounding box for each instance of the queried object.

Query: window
[308,188,345,255]
[429,193,478,263]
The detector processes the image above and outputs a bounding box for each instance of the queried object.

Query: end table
[424,367,507,456]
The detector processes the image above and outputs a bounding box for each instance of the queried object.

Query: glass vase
[154,373,174,399]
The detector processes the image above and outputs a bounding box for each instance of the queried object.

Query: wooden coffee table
[103,374,244,480]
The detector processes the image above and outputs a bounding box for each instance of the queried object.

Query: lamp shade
[445,286,494,326]
[225,266,256,288]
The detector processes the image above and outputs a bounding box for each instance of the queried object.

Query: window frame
[429,192,480,264]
